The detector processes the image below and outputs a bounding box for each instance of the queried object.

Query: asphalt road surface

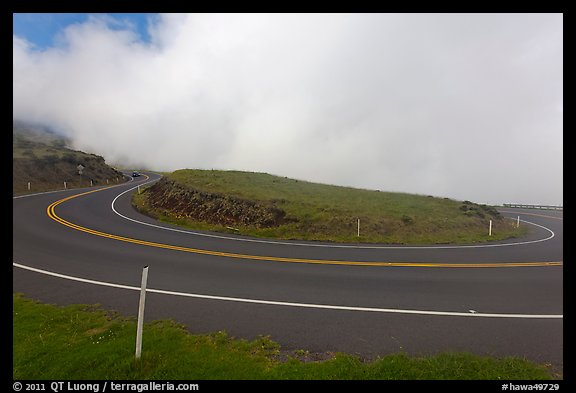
[13,173,563,370]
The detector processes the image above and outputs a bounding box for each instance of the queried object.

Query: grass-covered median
[133,169,527,244]
[13,294,554,380]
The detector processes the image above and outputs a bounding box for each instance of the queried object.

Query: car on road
[132,171,140,177]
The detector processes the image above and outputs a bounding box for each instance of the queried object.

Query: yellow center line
[45,183,563,268]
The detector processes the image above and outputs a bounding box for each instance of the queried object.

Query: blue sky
[13,13,154,49]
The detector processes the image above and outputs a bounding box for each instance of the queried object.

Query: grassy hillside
[133,169,526,244]
[13,120,125,195]
[13,294,556,380]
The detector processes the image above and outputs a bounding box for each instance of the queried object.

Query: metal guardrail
[503,204,563,211]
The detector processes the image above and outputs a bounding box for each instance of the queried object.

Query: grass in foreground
[13,294,554,380]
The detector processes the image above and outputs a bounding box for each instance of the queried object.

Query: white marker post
[489,220,492,236]
[517,216,520,228]
[27,182,30,191]
[135,266,149,360]
[357,218,360,237]
[138,185,141,194]
[64,181,67,189]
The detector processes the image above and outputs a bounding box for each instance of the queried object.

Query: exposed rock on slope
[144,178,293,228]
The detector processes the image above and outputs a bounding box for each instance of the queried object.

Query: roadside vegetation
[132,169,527,244]
[13,120,125,195]
[13,294,556,380]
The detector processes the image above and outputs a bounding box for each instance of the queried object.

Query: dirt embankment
[144,178,293,228]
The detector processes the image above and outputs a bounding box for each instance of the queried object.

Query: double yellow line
[46,185,563,268]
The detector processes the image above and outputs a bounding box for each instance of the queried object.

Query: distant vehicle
[132,171,140,177]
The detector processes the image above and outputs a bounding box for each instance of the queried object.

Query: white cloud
[13,13,563,205]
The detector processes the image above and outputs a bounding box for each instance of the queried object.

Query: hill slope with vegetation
[133,169,525,244]
[13,120,125,195]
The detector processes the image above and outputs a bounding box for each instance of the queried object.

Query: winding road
[13,173,563,369]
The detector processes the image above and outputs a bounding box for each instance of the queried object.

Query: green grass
[133,169,527,244]
[13,124,125,195]
[13,293,556,380]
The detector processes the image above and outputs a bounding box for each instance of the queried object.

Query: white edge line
[13,262,563,319]
[13,175,134,199]
[111,179,556,250]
